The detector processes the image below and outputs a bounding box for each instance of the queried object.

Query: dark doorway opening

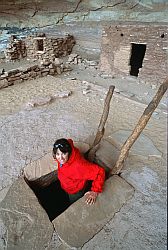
[129,43,146,77]
[37,39,44,51]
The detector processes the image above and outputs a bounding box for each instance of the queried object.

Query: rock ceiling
[0,0,168,28]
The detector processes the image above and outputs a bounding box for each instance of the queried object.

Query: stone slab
[107,130,162,157]
[96,139,120,169]
[53,175,134,248]
[24,152,57,180]
[0,177,54,250]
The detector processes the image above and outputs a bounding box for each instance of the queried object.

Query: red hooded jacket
[56,139,105,194]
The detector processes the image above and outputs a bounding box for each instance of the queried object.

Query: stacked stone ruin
[5,35,27,61]
[0,33,76,89]
[4,33,75,62]
[0,61,72,89]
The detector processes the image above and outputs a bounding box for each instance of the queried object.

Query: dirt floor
[0,60,167,249]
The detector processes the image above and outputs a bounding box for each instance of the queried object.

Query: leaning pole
[86,85,115,162]
[110,77,168,175]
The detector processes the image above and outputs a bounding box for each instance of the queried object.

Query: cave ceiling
[0,0,168,28]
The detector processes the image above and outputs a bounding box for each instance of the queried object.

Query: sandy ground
[0,62,167,249]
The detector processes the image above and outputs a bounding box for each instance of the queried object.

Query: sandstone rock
[87,60,98,66]
[8,69,20,76]
[53,90,72,98]
[0,72,8,78]
[7,76,21,82]
[24,152,57,181]
[108,130,162,157]
[23,96,53,110]
[100,73,113,79]
[49,69,55,75]
[41,60,51,66]
[0,69,5,75]
[56,66,63,75]
[42,72,49,77]
[0,79,8,89]
[82,89,91,95]
[96,139,120,170]
[0,177,54,250]
[53,175,134,248]
[53,58,62,65]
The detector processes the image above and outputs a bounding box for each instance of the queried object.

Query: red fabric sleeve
[77,157,105,193]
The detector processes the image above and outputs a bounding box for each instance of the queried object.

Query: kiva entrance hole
[25,173,70,221]
[24,161,109,222]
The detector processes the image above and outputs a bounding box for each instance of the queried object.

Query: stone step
[53,175,134,248]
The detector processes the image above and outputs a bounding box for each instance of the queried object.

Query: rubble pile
[66,53,99,69]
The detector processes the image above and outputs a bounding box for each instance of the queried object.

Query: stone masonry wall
[5,35,27,61]
[25,33,76,61]
[100,23,168,85]
[4,33,76,62]
[0,61,70,90]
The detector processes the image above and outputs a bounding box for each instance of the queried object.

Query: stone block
[30,72,37,78]
[0,79,8,89]
[24,152,57,181]
[107,130,162,157]
[41,72,49,77]
[21,73,29,80]
[30,65,39,71]
[8,81,14,86]
[53,90,72,99]
[0,177,54,250]
[96,139,120,169]
[7,76,21,82]
[56,66,62,75]
[53,175,134,248]
[8,69,20,76]
[41,68,50,73]
[49,69,55,75]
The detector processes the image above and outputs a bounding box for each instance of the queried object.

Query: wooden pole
[86,85,115,161]
[110,77,168,175]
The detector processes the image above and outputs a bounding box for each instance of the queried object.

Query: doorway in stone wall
[129,43,146,77]
[36,39,44,51]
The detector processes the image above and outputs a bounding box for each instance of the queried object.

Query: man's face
[55,148,69,165]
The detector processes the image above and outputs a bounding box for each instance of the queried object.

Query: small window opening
[129,43,146,77]
[120,33,124,37]
[160,33,165,38]
[37,39,44,51]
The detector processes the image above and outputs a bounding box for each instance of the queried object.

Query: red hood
[66,139,80,165]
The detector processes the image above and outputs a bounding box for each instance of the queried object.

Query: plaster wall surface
[100,23,168,84]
